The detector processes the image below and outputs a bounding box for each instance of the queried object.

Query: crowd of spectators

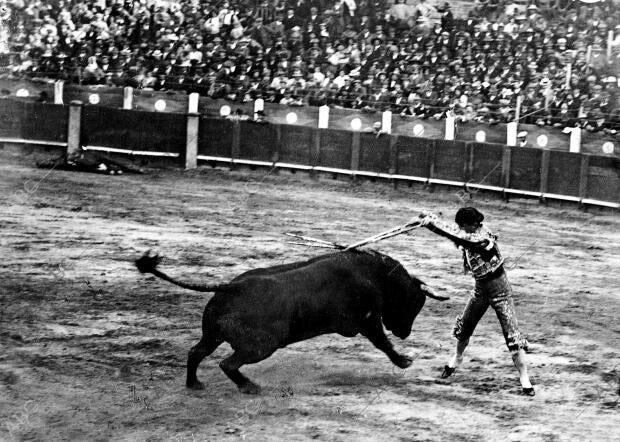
[1,0,619,133]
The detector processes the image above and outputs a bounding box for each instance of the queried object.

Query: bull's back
[207,255,382,345]
[229,252,343,282]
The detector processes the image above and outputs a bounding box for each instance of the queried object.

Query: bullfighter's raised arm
[411,212,495,253]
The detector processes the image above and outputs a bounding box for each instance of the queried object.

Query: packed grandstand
[0,0,618,132]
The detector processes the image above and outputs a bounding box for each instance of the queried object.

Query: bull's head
[381,258,447,339]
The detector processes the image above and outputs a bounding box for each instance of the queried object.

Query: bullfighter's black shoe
[441,365,456,379]
[522,387,535,396]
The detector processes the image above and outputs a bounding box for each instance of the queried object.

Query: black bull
[135,250,447,394]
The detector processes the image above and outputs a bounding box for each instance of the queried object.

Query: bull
[135,250,447,394]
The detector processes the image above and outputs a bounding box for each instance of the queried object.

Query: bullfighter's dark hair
[455,207,484,227]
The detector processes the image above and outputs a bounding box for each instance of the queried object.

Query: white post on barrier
[54,81,63,105]
[507,121,517,146]
[185,112,199,169]
[188,93,199,114]
[569,127,581,153]
[381,110,392,134]
[67,101,83,159]
[254,98,264,120]
[445,113,455,140]
[123,87,133,110]
[318,105,329,129]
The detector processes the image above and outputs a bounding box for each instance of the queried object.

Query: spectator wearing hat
[282,8,302,31]
[366,83,390,112]
[517,130,528,147]
[548,92,565,116]
[249,17,272,48]
[332,69,349,89]
[256,0,276,25]
[457,104,477,123]
[437,2,454,33]
[82,55,104,84]
[389,86,406,111]
[305,6,322,29]
[348,78,368,106]
[583,108,613,134]
[326,44,349,66]
[482,83,503,122]
[400,92,429,118]
[279,89,296,105]
[550,102,577,128]
[607,95,620,134]
[366,121,384,136]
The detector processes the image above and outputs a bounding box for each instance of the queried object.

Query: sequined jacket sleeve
[424,217,504,279]
[423,216,492,252]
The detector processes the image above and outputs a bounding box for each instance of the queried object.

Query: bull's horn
[421,284,449,301]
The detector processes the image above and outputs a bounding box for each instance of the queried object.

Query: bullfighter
[416,207,535,396]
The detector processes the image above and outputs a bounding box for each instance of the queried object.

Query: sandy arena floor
[0,151,618,441]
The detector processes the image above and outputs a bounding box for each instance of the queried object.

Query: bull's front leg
[361,318,412,369]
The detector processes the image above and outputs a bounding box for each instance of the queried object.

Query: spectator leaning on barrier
[517,131,528,147]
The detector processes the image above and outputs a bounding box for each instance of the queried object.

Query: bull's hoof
[393,355,413,369]
[186,380,205,390]
[239,382,261,395]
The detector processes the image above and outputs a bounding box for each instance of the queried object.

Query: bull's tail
[135,251,230,293]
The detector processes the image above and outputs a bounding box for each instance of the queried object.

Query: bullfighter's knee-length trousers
[452,266,528,352]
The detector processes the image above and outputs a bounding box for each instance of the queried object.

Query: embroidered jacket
[424,216,504,279]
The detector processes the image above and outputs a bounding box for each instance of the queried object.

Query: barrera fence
[0,99,617,209]
[1,78,618,157]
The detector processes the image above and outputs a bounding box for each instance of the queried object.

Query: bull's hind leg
[186,337,223,390]
[219,346,277,394]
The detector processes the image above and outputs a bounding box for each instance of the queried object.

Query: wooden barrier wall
[196,117,618,207]
[1,99,617,208]
[82,106,186,154]
[0,76,617,158]
[0,99,68,142]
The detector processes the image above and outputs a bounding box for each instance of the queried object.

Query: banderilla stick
[286,220,423,252]
[286,241,342,249]
[342,220,422,251]
[285,233,346,249]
